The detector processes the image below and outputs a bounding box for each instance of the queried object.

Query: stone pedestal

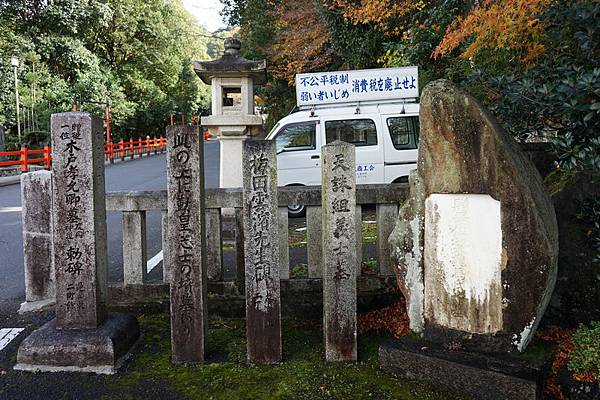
[379,337,551,400]
[15,313,140,374]
[15,112,139,374]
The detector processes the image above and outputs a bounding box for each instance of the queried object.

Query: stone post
[376,204,398,275]
[122,211,147,285]
[322,141,357,362]
[166,125,207,364]
[242,140,281,364]
[205,209,223,281]
[278,207,290,280]
[235,207,246,292]
[19,170,55,314]
[52,113,108,329]
[161,210,171,283]
[15,112,139,374]
[306,206,323,278]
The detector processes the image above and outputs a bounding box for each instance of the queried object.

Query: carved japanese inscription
[242,140,282,364]
[322,141,357,361]
[51,113,107,330]
[166,125,207,364]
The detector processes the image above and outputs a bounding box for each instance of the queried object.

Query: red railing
[0,136,167,173]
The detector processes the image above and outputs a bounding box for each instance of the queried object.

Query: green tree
[0,0,216,145]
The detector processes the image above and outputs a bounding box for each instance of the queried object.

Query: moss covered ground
[101,315,469,400]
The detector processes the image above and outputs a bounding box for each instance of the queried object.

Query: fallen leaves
[357,294,410,338]
[537,326,598,399]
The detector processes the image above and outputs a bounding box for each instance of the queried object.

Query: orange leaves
[538,326,577,374]
[537,326,598,399]
[357,295,410,338]
[269,0,333,85]
[333,0,421,35]
[433,0,551,64]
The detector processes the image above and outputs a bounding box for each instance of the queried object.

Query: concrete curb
[0,175,20,187]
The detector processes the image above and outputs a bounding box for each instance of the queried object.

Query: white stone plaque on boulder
[424,194,503,334]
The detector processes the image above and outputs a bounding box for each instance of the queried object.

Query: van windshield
[325,119,377,146]
[386,116,419,150]
[274,122,316,153]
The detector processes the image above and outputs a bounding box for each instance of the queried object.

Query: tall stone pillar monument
[15,112,140,374]
[193,38,266,188]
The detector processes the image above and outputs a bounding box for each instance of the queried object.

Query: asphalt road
[0,140,220,305]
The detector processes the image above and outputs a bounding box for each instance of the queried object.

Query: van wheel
[285,184,306,218]
[288,204,306,218]
[393,176,409,184]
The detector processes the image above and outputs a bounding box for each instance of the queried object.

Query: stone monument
[15,112,139,374]
[194,38,266,189]
[242,140,282,364]
[166,125,208,364]
[322,141,357,362]
[381,80,558,399]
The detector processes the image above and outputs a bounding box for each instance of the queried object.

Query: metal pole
[13,64,21,142]
[22,105,27,134]
[106,105,111,144]
[32,62,36,131]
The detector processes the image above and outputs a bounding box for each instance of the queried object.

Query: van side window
[274,122,316,153]
[386,116,419,150]
[325,119,377,146]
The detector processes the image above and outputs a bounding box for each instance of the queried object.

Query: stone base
[18,298,56,314]
[14,313,140,374]
[379,337,551,400]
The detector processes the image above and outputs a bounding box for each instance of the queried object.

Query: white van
[266,100,420,216]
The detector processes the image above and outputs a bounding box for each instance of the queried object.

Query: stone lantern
[194,38,266,188]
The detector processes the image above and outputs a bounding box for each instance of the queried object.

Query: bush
[568,321,600,380]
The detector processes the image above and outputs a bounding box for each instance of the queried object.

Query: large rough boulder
[390,79,558,352]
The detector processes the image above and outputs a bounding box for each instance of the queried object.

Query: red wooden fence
[0,136,167,173]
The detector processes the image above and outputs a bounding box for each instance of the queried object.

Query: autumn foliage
[537,327,599,399]
[332,0,422,35]
[269,0,333,85]
[333,0,552,64]
[433,0,551,64]
[358,294,410,338]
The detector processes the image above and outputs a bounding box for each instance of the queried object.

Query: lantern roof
[194,38,267,85]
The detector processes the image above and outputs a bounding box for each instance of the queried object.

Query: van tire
[392,176,409,184]
[288,204,306,218]
[286,184,307,218]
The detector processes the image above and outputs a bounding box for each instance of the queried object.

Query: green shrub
[568,321,600,379]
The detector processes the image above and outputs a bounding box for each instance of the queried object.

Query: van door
[381,114,419,182]
[322,115,384,184]
[273,120,321,186]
